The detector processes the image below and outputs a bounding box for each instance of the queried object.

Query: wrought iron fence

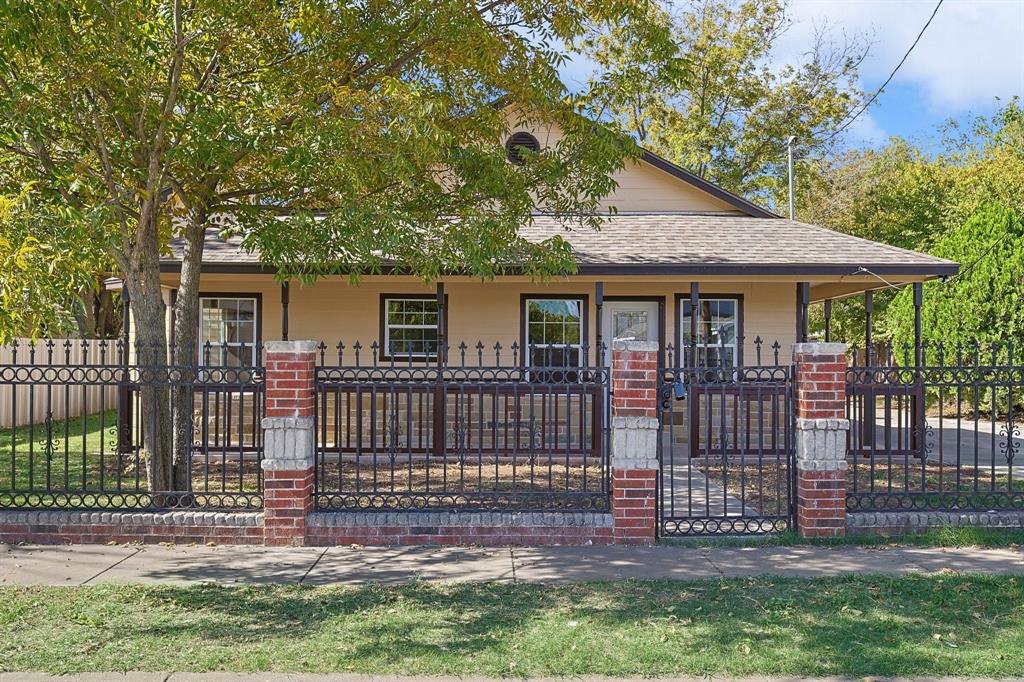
[846,341,1024,512]
[0,339,264,510]
[313,341,610,511]
[659,338,795,536]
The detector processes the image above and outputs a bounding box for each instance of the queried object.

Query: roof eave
[160,260,960,278]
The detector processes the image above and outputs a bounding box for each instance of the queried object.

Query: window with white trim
[681,297,739,368]
[383,297,440,358]
[199,296,258,366]
[525,298,583,368]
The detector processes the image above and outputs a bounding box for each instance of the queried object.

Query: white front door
[602,300,660,365]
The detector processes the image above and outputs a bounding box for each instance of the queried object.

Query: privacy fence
[2,336,1024,545]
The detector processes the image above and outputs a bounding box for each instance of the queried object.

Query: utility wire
[821,0,945,144]
[944,223,1017,282]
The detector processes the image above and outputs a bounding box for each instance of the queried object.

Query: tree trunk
[169,217,208,498]
[119,212,177,500]
[74,286,98,338]
[96,288,117,338]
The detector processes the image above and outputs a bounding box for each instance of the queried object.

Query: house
[157,117,958,369]
[1,115,978,544]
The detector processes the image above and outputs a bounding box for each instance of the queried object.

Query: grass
[664,525,1024,549]
[0,409,261,504]
[4,575,1024,676]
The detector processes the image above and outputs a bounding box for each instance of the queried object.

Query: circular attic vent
[505,132,540,165]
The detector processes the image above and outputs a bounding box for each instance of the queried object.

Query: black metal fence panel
[0,339,264,510]
[846,341,1024,512]
[658,339,795,536]
[313,341,610,511]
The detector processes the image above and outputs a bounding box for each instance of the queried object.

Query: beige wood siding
[503,115,737,214]
[184,276,797,366]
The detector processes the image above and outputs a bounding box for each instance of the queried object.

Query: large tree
[585,0,867,202]
[886,205,1024,355]
[0,0,669,495]
[800,99,1024,342]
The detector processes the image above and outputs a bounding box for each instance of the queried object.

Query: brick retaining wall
[0,510,264,545]
[848,511,1024,535]
[306,511,613,546]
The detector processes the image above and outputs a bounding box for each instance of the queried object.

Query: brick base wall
[263,468,314,547]
[611,469,656,545]
[306,512,613,546]
[795,468,845,537]
[0,510,264,545]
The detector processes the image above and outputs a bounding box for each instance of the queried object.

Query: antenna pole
[787,135,796,220]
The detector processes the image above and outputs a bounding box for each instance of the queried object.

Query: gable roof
[637,150,778,219]
[163,214,958,277]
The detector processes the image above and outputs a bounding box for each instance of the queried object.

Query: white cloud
[844,110,889,147]
[782,0,1024,112]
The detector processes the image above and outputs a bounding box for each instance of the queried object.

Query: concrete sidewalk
[2,541,1023,586]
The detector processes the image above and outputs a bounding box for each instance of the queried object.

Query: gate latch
[673,377,688,400]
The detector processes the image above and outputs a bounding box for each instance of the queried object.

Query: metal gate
[658,351,795,536]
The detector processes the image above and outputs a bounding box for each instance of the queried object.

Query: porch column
[261,340,317,547]
[281,281,290,342]
[864,290,874,362]
[796,282,810,343]
[689,282,699,367]
[823,299,833,342]
[913,282,923,367]
[594,281,604,365]
[863,290,875,446]
[793,342,849,538]
[610,340,659,545]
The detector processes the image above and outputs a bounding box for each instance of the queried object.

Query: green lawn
[666,526,1024,549]
[3,575,1024,676]
[0,409,260,503]
[0,410,126,491]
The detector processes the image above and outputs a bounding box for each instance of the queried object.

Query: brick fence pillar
[610,340,659,545]
[793,342,850,538]
[261,340,317,546]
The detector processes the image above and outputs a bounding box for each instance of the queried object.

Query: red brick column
[792,342,850,538]
[610,340,660,545]
[261,340,317,547]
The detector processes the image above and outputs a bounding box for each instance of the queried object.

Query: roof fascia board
[161,261,958,278]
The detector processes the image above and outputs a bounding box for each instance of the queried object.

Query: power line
[822,0,945,144]
[944,223,1017,282]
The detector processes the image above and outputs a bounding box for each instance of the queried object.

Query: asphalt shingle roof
[163,213,958,276]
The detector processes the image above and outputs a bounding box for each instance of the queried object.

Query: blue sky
[776,0,1024,148]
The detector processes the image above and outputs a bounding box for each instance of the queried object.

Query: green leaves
[802,99,1024,342]
[587,0,867,204]
[887,205,1024,352]
[0,186,102,340]
[0,0,670,292]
